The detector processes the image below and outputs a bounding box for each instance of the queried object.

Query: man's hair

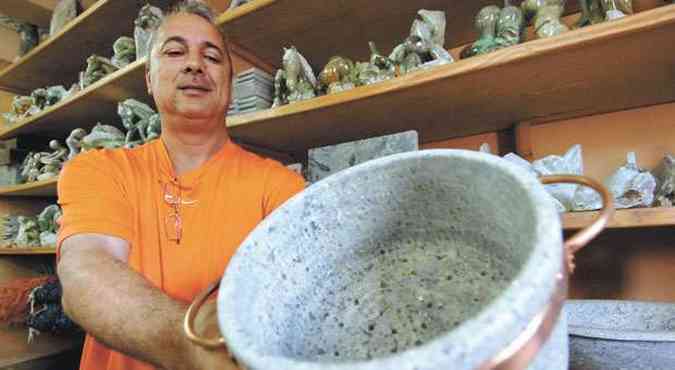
[146,0,232,72]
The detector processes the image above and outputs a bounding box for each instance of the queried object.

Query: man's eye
[205,54,221,63]
[165,50,184,56]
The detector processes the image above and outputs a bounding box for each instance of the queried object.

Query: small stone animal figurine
[521,0,569,38]
[318,56,356,94]
[577,0,633,27]
[461,1,525,59]
[272,46,318,107]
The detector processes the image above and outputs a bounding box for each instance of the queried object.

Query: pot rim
[218,149,564,370]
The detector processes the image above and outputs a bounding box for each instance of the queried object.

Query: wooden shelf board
[563,207,675,230]
[226,5,675,153]
[0,247,56,255]
[0,179,57,197]
[0,58,152,140]
[216,0,587,70]
[0,0,171,94]
[0,326,82,368]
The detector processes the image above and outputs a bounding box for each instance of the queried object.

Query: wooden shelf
[0,247,56,255]
[0,0,171,94]
[226,5,675,153]
[563,207,675,230]
[0,179,57,197]
[0,326,82,368]
[0,58,151,140]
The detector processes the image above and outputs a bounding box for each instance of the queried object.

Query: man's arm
[58,234,236,370]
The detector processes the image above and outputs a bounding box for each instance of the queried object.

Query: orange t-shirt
[57,138,305,370]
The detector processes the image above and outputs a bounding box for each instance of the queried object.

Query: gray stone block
[307,130,418,183]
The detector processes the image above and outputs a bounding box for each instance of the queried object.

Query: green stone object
[81,124,125,151]
[318,56,356,94]
[111,36,136,68]
[522,0,569,39]
[272,46,318,107]
[461,2,524,59]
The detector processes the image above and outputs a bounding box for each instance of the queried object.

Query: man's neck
[160,116,230,176]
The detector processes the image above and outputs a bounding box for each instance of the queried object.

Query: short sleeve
[56,151,134,255]
[262,160,306,217]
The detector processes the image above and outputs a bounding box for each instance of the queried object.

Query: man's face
[146,13,231,122]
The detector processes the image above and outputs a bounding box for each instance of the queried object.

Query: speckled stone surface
[567,300,675,370]
[306,131,418,183]
[218,150,565,370]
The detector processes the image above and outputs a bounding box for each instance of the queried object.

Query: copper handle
[539,175,614,273]
[184,280,227,349]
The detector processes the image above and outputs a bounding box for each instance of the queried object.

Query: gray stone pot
[567,300,675,370]
[187,150,611,370]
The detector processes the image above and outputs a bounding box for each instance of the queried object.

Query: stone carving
[389,10,453,75]
[352,42,396,86]
[36,140,67,181]
[228,0,251,9]
[146,113,161,142]
[2,96,40,125]
[80,55,119,89]
[118,99,158,147]
[318,56,356,94]
[20,153,42,183]
[37,205,62,246]
[134,4,163,60]
[46,85,69,106]
[1,205,62,247]
[50,0,82,36]
[30,88,49,110]
[14,216,40,247]
[66,128,87,159]
[272,46,318,107]
[81,124,126,151]
[461,1,525,59]
[111,36,137,68]
[653,154,674,207]
[522,0,569,38]
[572,152,657,211]
[577,0,633,27]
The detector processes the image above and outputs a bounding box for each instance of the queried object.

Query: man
[56,2,304,370]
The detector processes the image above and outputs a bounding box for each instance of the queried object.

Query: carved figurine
[134,4,163,60]
[80,55,119,89]
[496,1,526,48]
[15,216,40,247]
[37,205,62,246]
[30,88,49,110]
[66,128,87,159]
[352,42,396,86]
[272,46,318,107]
[654,154,675,207]
[45,85,69,107]
[81,124,125,150]
[111,36,137,68]
[522,0,569,38]
[389,10,454,74]
[118,99,157,146]
[50,0,82,36]
[577,0,633,27]
[34,140,66,181]
[318,56,356,94]
[3,95,40,124]
[461,5,500,59]
[1,216,19,247]
[20,152,41,183]
[146,113,161,142]
[228,0,251,9]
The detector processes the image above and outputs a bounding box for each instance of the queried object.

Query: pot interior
[223,152,541,364]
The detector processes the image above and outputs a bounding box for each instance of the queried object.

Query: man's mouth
[178,85,211,92]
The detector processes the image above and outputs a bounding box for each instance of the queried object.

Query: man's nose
[182,52,204,74]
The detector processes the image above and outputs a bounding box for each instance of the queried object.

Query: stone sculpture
[45,85,69,106]
[20,153,41,183]
[14,216,40,247]
[134,4,163,60]
[318,56,356,94]
[389,10,454,75]
[2,96,40,125]
[37,205,62,246]
[522,0,569,38]
[66,128,87,159]
[30,88,48,110]
[50,0,82,36]
[146,113,161,142]
[228,0,251,9]
[272,46,318,107]
[577,0,633,27]
[118,99,157,146]
[352,42,396,86]
[653,154,674,207]
[36,140,67,181]
[572,152,656,211]
[80,55,119,89]
[81,124,125,150]
[111,36,137,68]
[461,1,525,59]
